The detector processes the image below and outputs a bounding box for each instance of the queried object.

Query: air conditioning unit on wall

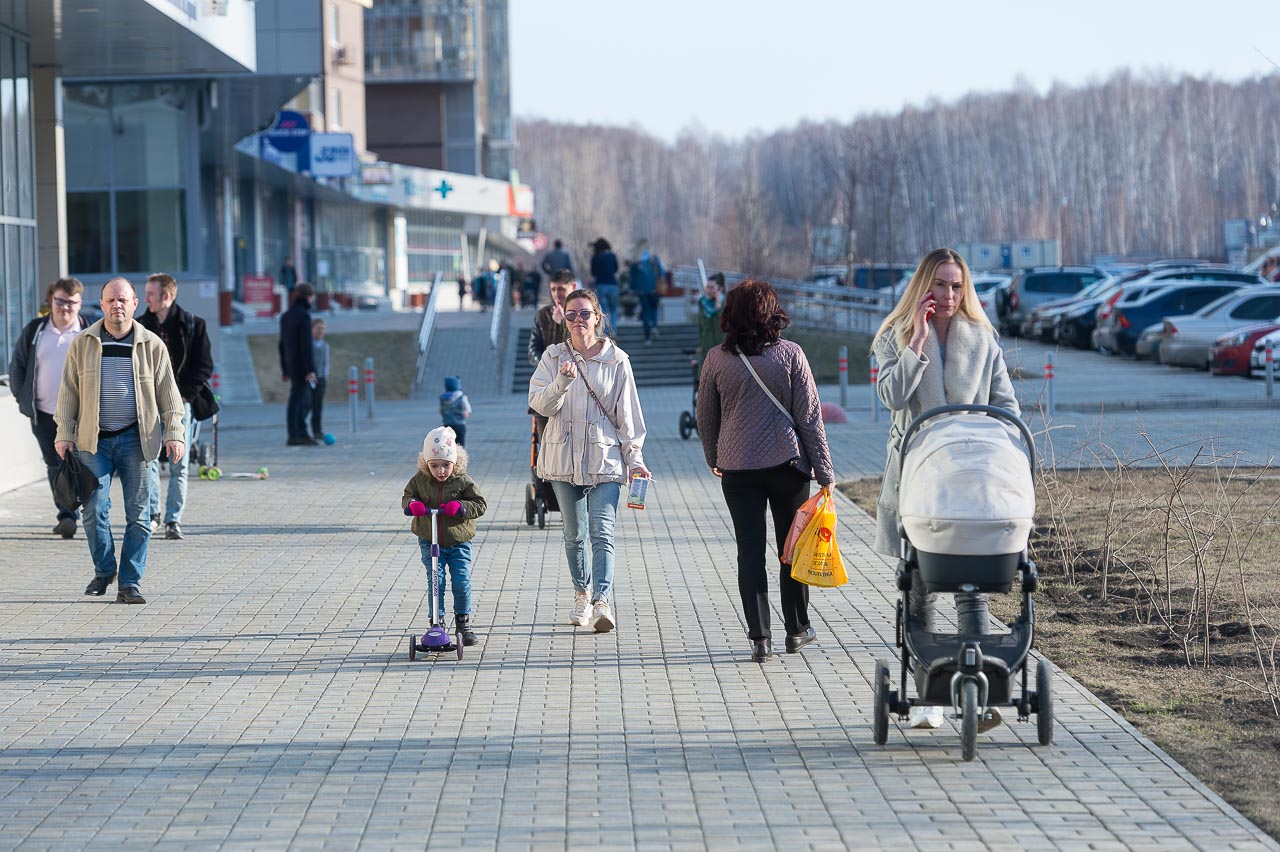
[334,45,352,66]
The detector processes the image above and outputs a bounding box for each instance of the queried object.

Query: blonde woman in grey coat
[871,248,1019,728]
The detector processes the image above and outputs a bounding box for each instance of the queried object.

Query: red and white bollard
[348,365,360,434]
[870,355,880,422]
[364,356,376,420]
[1045,351,1056,415]
[1267,342,1274,399]
[838,346,848,408]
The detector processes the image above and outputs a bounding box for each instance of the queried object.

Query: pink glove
[442,500,464,517]
[405,500,427,517]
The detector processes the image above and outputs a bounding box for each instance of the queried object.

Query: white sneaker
[978,706,1004,733]
[592,600,615,633]
[909,706,945,729]
[568,593,591,627]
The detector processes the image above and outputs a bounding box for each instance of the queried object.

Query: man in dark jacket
[526,269,575,434]
[8,277,90,538]
[539,239,573,277]
[278,283,318,445]
[138,273,214,540]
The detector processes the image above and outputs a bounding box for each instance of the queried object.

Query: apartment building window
[328,2,340,45]
[330,87,343,129]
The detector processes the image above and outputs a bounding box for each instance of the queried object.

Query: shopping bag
[789,492,848,587]
[52,451,98,512]
[781,492,823,565]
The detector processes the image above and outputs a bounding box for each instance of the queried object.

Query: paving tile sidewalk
[0,391,1274,850]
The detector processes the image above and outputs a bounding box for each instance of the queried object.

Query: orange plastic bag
[789,492,848,587]
[781,492,823,565]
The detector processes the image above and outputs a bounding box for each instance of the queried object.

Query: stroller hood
[899,413,1034,556]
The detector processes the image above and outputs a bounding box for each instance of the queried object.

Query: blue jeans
[80,426,155,589]
[595,284,619,332]
[150,401,192,524]
[550,480,621,602]
[638,292,660,340]
[419,539,473,616]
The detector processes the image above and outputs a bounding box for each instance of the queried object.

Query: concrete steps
[512,323,700,392]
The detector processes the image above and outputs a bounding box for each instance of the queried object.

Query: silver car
[1160,287,1280,369]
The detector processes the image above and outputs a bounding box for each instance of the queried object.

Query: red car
[1210,322,1280,376]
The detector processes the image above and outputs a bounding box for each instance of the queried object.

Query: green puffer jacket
[401,448,487,547]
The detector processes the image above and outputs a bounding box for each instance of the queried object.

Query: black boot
[456,614,478,646]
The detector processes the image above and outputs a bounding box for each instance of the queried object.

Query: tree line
[515,71,1280,277]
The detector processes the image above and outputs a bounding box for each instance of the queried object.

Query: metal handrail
[488,270,508,351]
[412,272,444,398]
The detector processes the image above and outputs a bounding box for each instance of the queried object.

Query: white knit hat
[423,426,458,463]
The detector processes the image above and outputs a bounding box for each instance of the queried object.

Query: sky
[509,0,1280,142]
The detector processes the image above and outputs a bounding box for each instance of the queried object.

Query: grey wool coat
[872,316,1020,556]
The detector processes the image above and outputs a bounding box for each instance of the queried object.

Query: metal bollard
[348,365,359,434]
[210,368,221,401]
[1045,351,1056,415]
[1267,343,1275,399]
[838,345,848,408]
[364,356,376,419]
[870,355,880,422]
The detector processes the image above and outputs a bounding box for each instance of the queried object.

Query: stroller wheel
[872,660,891,745]
[456,631,464,661]
[679,411,695,440]
[1036,660,1054,746]
[408,634,417,662]
[537,500,547,529]
[960,680,979,762]
[524,485,536,526]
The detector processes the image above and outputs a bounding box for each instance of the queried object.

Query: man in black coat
[138,273,214,540]
[278,284,318,445]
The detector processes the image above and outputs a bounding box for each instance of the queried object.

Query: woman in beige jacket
[529,289,649,633]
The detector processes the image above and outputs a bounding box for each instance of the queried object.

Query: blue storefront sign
[263,110,310,154]
[306,132,357,177]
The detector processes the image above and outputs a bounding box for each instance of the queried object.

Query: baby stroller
[524,416,560,529]
[678,348,699,440]
[872,404,1052,761]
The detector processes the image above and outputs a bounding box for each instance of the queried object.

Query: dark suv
[1000,266,1106,336]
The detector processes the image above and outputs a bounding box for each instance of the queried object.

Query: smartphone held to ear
[626,473,650,510]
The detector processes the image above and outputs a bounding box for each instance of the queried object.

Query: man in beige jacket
[55,278,186,604]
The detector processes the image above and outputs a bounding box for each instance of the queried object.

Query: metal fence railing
[673,265,891,336]
[489,270,513,390]
[411,272,443,399]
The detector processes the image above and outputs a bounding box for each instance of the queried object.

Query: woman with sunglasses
[529,289,650,633]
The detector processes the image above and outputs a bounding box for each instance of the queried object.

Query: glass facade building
[0,5,35,375]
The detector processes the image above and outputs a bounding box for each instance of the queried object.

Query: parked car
[1159,287,1280,369]
[972,273,1012,326]
[1096,281,1246,356]
[1211,322,1280,376]
[1000,266,1107,336]
[1090,268,1263,352]
[1022,276,1118,340]
[1250,329,1280,377]
[1134,323,1166,360]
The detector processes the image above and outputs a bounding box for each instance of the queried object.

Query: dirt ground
[840,471,1280,840]
[247,331,417,403]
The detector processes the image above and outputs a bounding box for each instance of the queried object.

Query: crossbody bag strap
[571,353,621,434]
[738,352,795,427]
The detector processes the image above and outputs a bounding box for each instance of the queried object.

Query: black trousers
[286,379,311,441]
[32,410,78,520]
[309,377,327,437]
[721,464,811,641]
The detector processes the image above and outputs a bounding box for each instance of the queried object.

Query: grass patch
[839,469,1280,840]
[783,328,873,384]
[247,331,418,403]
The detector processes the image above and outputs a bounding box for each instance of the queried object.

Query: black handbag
[52,451,99,512]
[191,380,220,422]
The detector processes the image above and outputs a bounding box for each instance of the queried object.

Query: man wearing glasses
[8,278,92,539]
[54,278,186,605]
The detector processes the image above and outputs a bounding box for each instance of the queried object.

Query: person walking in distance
[8,277,91,538]
[439,375,472,446]
[540,238,573,278]
[527,269,575,438]
[696,279,834,663]
[628,239,665,344]
[872,247,1020,729]
[310,318,330,441]
[54,278,186,604]
[139,273,213,540]
[278,283,318,445]
[529,289,650,633]
[279,256,298,299]
[590,238,621,332]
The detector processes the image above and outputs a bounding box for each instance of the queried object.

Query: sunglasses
[53,297,82,308]
[564,309,596,321]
